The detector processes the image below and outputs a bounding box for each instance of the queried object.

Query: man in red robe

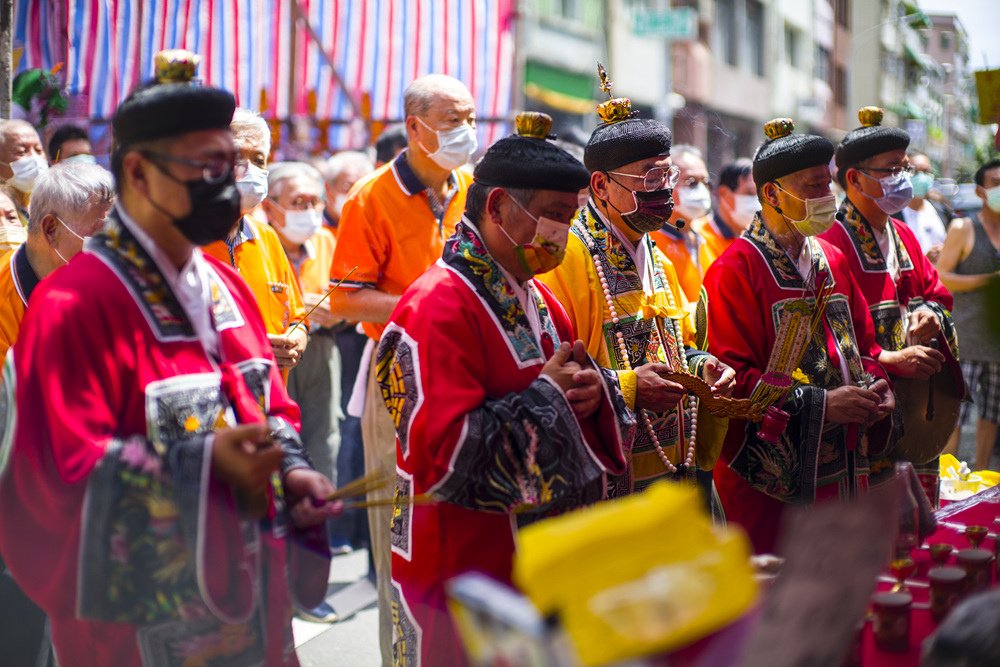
[702,119,895,554]
[822,106,960,499]
[374,113,632,666]
[0,52,338,666]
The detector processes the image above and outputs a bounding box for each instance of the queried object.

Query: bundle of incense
[324,467,394,503]
[287,266,358,335]
[340,494,436,511]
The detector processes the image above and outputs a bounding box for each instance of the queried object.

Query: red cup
[872,591,911,652]
[757,406,790,444]
[928,566,967,621]
[956,548,994,594]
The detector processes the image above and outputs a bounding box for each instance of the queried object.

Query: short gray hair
[671,144,704,164]
[403,74,472,118]
[0,119,41,151]
[28,162,115,233]
[231,107,271,156]
[324,151,374,184]
[267,161,323,200]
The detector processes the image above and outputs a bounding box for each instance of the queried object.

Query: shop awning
[524,61,596,115]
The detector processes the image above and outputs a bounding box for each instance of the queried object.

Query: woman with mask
[821,107,961,499]
[702,117,895,555]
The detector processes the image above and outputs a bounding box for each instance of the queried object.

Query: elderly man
[539,78,734,500]
[901,151,952,262]
[0,162,113,358]
[376,112,629,666]
[0,119,48,222]
[649,144,713,303]
[0,51,338,665]
[203,108,309,377]
[47,124,94,164]
[822,107,958,496]
[0,187,26,251]
[328,73,476,663]
[322,150,373,230]
[703,118,894,554]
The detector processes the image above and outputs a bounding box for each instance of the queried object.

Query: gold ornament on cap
[154,49,200,84]
[595,62,634,124]
[514,111,553,139]
[858,106,884,127]
[763,118,795,141]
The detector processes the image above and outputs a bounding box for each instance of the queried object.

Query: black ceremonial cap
[835,106,910,174]
[752,117,834,185]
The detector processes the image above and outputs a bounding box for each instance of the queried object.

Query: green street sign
[632,7,698,40]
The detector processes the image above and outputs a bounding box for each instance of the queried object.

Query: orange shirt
[0,245,39,360]
[649,225,702,304]
[292,226,337,296]
[203,216,306,336]
[330,150,472,340]
[694,214,738,274]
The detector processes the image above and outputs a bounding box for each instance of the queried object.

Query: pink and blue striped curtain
[13,0,515,148]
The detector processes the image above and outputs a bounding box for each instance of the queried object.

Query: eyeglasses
[681,176,712,189]
[142,150,235,184]
[860,165,915,179]
[608,165,680,192]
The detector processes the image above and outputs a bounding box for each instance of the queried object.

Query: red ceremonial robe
[701,216,892,554]
[0,211,329,666]
[374,221,631,667]
[821,198,961,499]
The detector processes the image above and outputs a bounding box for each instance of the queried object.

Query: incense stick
[288,266,358,334]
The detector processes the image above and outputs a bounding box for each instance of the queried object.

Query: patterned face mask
[499,196,570,275]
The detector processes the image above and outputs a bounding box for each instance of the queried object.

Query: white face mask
[236,164,269,212]
[0,224,26,249]
[675,183,712,220]
[733,194,762,229]
[8,154,48,193]
[417,117,478,171]
[62,153,97,166]
[774,185,838,237]
[280,208,323,245]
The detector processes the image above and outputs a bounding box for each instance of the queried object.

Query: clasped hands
[541,340,606,419]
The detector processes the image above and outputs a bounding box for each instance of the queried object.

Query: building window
[785,24,800,68]
[815,45,831,84]
[940,31,952,51]
[746,0,765,76]
[834,64,848,106]
[559,0,579,21]
[716,0,738,67]
[835,0,850,28]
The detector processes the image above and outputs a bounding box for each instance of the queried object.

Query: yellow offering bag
[513,482,757,666]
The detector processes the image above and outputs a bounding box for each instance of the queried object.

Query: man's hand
[269,326,309,369]
[825,385,881,424]
[285,468,344,528]
[564,340,603,420]
[211,423,284,492]
[868,378,895,424]
[926,244,943,264]
[634,363,686,412]
[881,346,945,379]
[701,356,736,397]
[541,341,583,393]
[907,309,941,345]
[302,292,341,329]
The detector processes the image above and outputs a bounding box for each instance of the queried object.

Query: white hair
[671,144,704,164]
[28,162,115,233]
[403,74,471,118]
[230,108,271,156]
[324,151,374,184]
[0,119,41,151]
[267,161,323,200]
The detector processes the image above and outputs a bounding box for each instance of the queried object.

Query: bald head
[0,120,45,184]
[403,74,473,119]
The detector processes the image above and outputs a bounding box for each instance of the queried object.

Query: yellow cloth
[939,453,1000,500]
[0,248,25,360]
[513,482,757,666]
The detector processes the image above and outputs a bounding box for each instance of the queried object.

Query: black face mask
[145,160,242,246]
[606,177,676,234]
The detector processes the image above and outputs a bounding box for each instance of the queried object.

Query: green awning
[524,61,595,115]
[886,101,924,120]
[903,43,932,71]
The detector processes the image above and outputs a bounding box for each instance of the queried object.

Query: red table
[861,485,1000,665]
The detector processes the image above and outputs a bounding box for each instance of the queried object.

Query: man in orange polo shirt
[0,162,113,359]
[650,144,712,304]
[328,73,475,664]
[203,108,308,375]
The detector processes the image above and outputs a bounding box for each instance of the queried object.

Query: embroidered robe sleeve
[375,280,628,515]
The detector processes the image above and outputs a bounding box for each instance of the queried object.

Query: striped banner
[13,0,515,148]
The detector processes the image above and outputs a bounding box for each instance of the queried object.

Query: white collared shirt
[599,206,655,296]
[115,204,220,358]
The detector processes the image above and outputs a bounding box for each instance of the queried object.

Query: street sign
[632,7,698,40]
[974,68,1000,124]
